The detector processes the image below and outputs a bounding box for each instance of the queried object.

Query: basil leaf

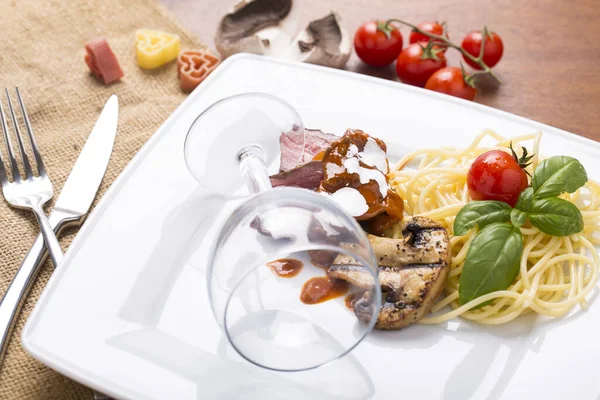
[532,156,587,198]
[515,187,534,212]
[510,208,527,227]
[528,197,584,236]
[454,201,512,236]
[459,223,523,307]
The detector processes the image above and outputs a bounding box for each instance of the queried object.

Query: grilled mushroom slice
[328,216,451,330]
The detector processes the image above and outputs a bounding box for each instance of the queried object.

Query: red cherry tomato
[409,21,448,51]
[395,43,447,87]
[462,30,504,69]
[354,21,404,67]
[425,67,477,101]
[467,150,528,207]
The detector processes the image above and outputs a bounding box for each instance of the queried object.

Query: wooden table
[162,0,600,140]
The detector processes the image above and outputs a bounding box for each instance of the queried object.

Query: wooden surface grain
[162,0,600,140]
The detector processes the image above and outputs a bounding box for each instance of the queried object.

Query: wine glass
[184,93,381,371]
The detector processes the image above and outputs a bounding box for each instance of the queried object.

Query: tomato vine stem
[383,19,501,85]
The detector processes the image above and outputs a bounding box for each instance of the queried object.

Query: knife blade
[0,95,119,365]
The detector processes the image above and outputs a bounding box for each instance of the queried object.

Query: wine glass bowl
[208,188,381,371]
[183,93,381,371]
[183,93,304,196]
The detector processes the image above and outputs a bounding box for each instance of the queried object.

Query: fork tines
[0,87,46,185]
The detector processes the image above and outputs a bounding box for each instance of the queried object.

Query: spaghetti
[388,130,600,324]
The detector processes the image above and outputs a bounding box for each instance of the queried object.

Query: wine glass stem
[237,145,272,195]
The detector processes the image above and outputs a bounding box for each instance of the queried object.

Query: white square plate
[22,54,600,400]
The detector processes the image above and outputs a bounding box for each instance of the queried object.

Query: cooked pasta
[388,130,600,324]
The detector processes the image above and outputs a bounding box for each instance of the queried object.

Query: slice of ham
[279,128,337,172]
[85,37,124,84]
[270,160,323,190]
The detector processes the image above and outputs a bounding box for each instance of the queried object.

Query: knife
[0,95,118,364]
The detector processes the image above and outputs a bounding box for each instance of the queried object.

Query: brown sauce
[300,276,349,304]
[344,292,359,310]
[266,258,303,278]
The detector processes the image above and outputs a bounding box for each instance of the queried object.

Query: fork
[0,89,112,400]
[0,87,63,267]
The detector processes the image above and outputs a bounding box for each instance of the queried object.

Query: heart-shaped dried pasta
[135,29,181,69]
[177,50,220,93]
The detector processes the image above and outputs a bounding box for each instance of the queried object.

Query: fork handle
[33,205,65,266]
[0,210,79,366]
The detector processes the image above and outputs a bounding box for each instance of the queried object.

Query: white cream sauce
[358,138,388,173]
[325,187,369,217]
[342,158,388,197]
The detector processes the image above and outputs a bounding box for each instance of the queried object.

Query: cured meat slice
[279,128,337,172]
[270,160,323,190]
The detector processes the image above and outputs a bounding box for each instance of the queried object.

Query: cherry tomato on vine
[425,67,477,101]
[354,21,404,67]
[462,30,504,69]
[395,43,447,87]
[409,21,448,51]
[467,150,529,207]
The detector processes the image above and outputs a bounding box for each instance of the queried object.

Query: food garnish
[177,50,220,93]
[466,145,531,207]
[390,130,599,324]
[135,29,181,69]
[84,37,124,84]
[456,152,587,307]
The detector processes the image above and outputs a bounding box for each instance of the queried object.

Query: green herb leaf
[532,156,587,198]
[510,208,527,227]
[515,187,534,211]
[459,223,523,307]
[528,197,584,236]
[453,201,512,236]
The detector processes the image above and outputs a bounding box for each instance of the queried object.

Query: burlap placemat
[0,0,206,397]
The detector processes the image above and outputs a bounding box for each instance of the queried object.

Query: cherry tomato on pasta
[467,150,528,207]
[461,30,504,69]
[354,21,404,67]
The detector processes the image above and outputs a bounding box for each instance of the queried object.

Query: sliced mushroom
[215,0,298,58]
[285,12,351,69]
[328,216,451,330]
[215,1,351,68]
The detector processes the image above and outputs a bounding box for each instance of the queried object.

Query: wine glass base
[225,309,348,372]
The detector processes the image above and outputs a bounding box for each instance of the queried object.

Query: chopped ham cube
[85,37,124,84]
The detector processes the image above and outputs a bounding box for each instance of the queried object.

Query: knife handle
[0,209,81,366]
